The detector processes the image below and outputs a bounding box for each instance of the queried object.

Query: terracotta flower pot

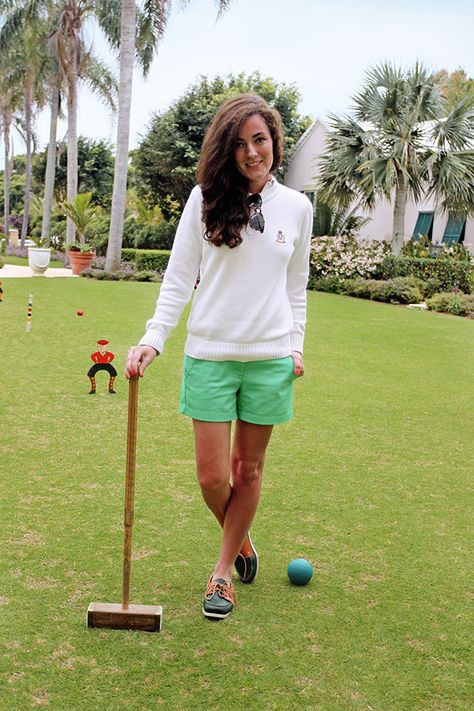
[68,250,95,275]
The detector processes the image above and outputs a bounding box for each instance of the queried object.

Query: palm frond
[0,0,41,53]
[80,53,117,112]
[135,0,172,75]
[93,0,122,50]
[431,93,474,151]
[427,151,474,217]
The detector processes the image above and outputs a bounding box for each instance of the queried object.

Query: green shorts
[179,356,298,425]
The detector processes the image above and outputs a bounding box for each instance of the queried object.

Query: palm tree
[62,191,97,243]
[313,199,371,238]
[0,1,117,246]
[0,62,22,239]
[40,68,61,241]
[41,48,116,242]
[0,6,49,247]
[105,0,232,272]
[318,62,474,254]
[48,0,120,244]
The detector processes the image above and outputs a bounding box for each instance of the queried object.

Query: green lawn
[0,277,473,710]
[4,255,65,268]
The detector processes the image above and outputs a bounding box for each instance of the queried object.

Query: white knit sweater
[139,178,313,361]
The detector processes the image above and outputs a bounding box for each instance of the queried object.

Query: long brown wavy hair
[196,94,284,248]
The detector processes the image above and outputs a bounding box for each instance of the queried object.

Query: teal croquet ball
[287,558,313,586]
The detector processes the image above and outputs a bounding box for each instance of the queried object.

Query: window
[442,216,466,245]
[412,212,434,240]
[303,191,316,206]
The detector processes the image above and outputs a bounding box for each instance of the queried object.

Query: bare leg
[193,420,232,527]
[194,418,273,582]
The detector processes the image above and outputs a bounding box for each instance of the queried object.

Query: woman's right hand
[125,345,159,379]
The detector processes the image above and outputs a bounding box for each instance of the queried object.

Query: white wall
[284,121,327,192]
[284,121,474,249]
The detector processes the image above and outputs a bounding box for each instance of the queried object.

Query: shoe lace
[205,579,236,604]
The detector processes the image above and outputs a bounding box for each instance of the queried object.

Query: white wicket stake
[26,292,33,332]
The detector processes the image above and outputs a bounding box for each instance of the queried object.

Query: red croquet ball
[76,309,84,316]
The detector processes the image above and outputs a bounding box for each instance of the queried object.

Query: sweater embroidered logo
[276,231,286,244]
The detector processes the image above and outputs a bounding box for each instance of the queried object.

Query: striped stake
[26,292,33,332]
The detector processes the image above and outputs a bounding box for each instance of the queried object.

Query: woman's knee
[197,465,229,493]
[232,457,262,487]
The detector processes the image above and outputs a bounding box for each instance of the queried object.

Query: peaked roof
[290,119,328,161]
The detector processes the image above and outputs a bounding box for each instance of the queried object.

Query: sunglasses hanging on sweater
[247,193,265,233]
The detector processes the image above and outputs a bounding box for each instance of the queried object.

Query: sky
[5,0,474,159]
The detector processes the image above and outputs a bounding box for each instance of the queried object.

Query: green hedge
[342,276,424,304]
[121,248,171,272]
[426,292,474,317]
[380,256,474,293]
[133,222,176,250]
[308,275,425,304]
[81,267,160,282]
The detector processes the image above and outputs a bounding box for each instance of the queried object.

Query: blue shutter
[442,217,465,245]
[412,212,434,240]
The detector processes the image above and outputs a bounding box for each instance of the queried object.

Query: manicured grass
[1,278,473,709]
[4,254,65,268]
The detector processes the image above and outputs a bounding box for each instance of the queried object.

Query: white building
[283,120,474,251]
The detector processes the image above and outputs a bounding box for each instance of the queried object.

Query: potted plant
[27,235,52,276]
[63,192,98,274]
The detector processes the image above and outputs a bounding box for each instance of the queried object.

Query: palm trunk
[66,55,78,244]
[391,174,408,255]
[105,0,136,272]
[41,87,60,240]
[2,109,11,237]
[20,84,33,248]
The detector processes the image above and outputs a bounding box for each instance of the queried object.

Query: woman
[126,94,313,620]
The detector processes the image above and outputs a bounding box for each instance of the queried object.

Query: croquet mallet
[87,374,163,631]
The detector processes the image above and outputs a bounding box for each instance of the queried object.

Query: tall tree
[105,0,233,272]
[133,72,311,217]
[33,136,115,206]
[0,59,22,237]
[40,75,61,240]
[434,68,474,113]
[318,62,474,254]
[0,5,49,246]
[0,1,117,244]
[49,0,118,244]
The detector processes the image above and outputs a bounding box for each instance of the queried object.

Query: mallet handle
[122,374,139,608]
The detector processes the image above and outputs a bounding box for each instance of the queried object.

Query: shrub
[368,277,424,304]
[310,234,390,281]
[402,237,472,262]
[134,221,176,250]
[426,292,474,317]
[442,243,473,262]
[0,255,4,269]
[422,277,443,299]
[129,270,161,282]
[341,277,375,299]
[380,256,474,293]
[121,248,170,272]
[306,275,346,293]
[80,267,160,282]
[401,235,433,258]
[342,276,424,304]
[87,213,111,255]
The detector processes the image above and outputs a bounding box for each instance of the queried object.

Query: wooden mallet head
[87,601,162,632]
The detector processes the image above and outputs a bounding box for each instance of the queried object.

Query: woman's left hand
[291,350,305,377]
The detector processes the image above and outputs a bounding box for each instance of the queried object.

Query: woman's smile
[234,114,273,193]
